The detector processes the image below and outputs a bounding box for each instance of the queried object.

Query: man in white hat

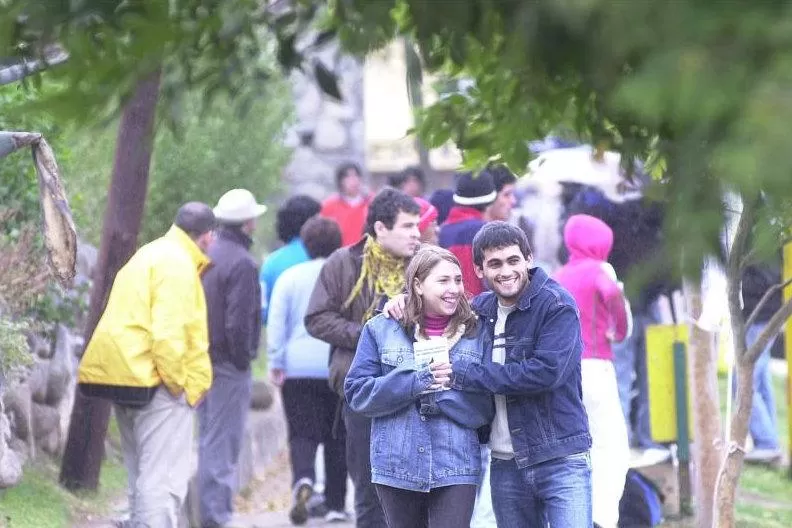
[198,189,267,527]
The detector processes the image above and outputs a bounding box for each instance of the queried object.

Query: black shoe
[289,480,314,526]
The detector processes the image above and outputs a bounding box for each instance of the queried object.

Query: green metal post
[673,340,693,516]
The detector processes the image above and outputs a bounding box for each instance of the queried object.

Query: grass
[0,415,128,528]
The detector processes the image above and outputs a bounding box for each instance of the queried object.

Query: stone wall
[0,241,95,489]
[282,39,366,199]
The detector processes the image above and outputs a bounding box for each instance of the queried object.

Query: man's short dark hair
[301,216,342,259]
[486,164,517,192]
[335,162,362,190]
[174,202,215,238]
[472,221,533,267]
[365,188,421,237]
[388,166,426,190]
[276,195,321,243]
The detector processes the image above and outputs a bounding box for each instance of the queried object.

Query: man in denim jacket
[452,221,593,527]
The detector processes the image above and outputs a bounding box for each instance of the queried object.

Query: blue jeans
[613,313,659,449]
[490,453,592,528]
[745,323,780,450]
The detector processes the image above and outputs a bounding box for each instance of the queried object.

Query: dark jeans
[282,379,348,511]
[343,402,387,527]
[375,484,477,528]
[491,454,592,528]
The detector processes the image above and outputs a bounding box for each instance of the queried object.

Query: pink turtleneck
[424,314,451,337]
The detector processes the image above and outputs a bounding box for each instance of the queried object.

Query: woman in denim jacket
[345,246,494,528]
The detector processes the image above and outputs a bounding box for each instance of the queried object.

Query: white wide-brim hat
[213,188,268,222]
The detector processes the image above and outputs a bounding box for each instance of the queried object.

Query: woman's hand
[428,361,453,390]
[382,294,407,320]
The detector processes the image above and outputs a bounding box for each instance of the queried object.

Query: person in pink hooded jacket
[553,214,630,528]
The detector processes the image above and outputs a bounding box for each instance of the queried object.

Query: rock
[38,426,61,456]
[8,437,29,465]
[0,409,22,488]
[3,382,32,444]
[313,117,348,152]
[28,333,52,360]
[46,325,75,406]
[29,359,50,404]
[250,381,274,411]
[31,401,60,440]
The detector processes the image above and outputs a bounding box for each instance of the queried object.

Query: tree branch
[0,47,68,86]
[745,293,792,364]
[727,194,759,357]
[745,276,792,330]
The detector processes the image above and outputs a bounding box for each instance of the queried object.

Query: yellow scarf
[344,235,407,322]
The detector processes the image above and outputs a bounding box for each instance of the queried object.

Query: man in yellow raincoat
[78,202,216,527]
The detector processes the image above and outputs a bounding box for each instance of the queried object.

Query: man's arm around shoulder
[453,299,583,395]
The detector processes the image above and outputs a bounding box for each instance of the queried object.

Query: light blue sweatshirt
[266,258,330,379]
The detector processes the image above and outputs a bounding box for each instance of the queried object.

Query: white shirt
[490,302,516,459]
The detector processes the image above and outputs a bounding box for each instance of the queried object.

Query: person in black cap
[438,169,497,297]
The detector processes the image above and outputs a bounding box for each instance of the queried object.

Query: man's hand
[269,368,286,387]
[382,294,407,320]
[428,361,453,390]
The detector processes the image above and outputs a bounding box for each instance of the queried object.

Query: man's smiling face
[475,244,532,306]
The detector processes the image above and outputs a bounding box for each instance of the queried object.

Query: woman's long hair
[403,246,478,339]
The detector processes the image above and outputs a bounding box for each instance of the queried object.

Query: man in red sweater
[320,162,372,247]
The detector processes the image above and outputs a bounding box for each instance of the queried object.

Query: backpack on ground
[618,468,664,527]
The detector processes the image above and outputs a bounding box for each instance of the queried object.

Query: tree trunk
[713,358,753,527]
[683,278,723,528]
[60,69,162,491]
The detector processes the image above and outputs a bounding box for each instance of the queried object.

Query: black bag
[618,469,664,527]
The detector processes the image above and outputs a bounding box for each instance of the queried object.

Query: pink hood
[563,214,613,262]
[554,214,627,361]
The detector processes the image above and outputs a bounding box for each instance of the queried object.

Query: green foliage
[0,317,33,378]
[0,84,72,233]
[0,0,317,127]
[142,83,292,243]
[63,78,293,247]
[316,0,792,277]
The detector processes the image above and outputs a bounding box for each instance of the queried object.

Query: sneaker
[744,448,783,464]
[324,510,351,523]
[289,478,314,526]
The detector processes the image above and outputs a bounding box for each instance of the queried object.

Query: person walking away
[438,169,497,297]
[77,203,216,528]
[321,162,371,247]
[259,195,321,323]
[483,165,517,223]
[198,189,268,527]
[741,259,783,463]
[268,216,349,524]
[345,246,494,528]
[553,214,630,528]
[305,188,421,528]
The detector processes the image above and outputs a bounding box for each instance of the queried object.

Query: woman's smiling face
[414,258,464,317]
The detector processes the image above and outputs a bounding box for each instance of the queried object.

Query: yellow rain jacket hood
[78,225,212,407]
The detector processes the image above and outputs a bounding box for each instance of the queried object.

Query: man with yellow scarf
[305,187,421,527]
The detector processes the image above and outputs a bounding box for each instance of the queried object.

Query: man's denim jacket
[345,314,494,492]
[452,267,592,468]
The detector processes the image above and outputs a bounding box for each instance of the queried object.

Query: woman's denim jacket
[345,314,494,492]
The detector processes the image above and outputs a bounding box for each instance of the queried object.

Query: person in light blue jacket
[259,195,321,323]
[345,246,494,528]
[267,216,349,524]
